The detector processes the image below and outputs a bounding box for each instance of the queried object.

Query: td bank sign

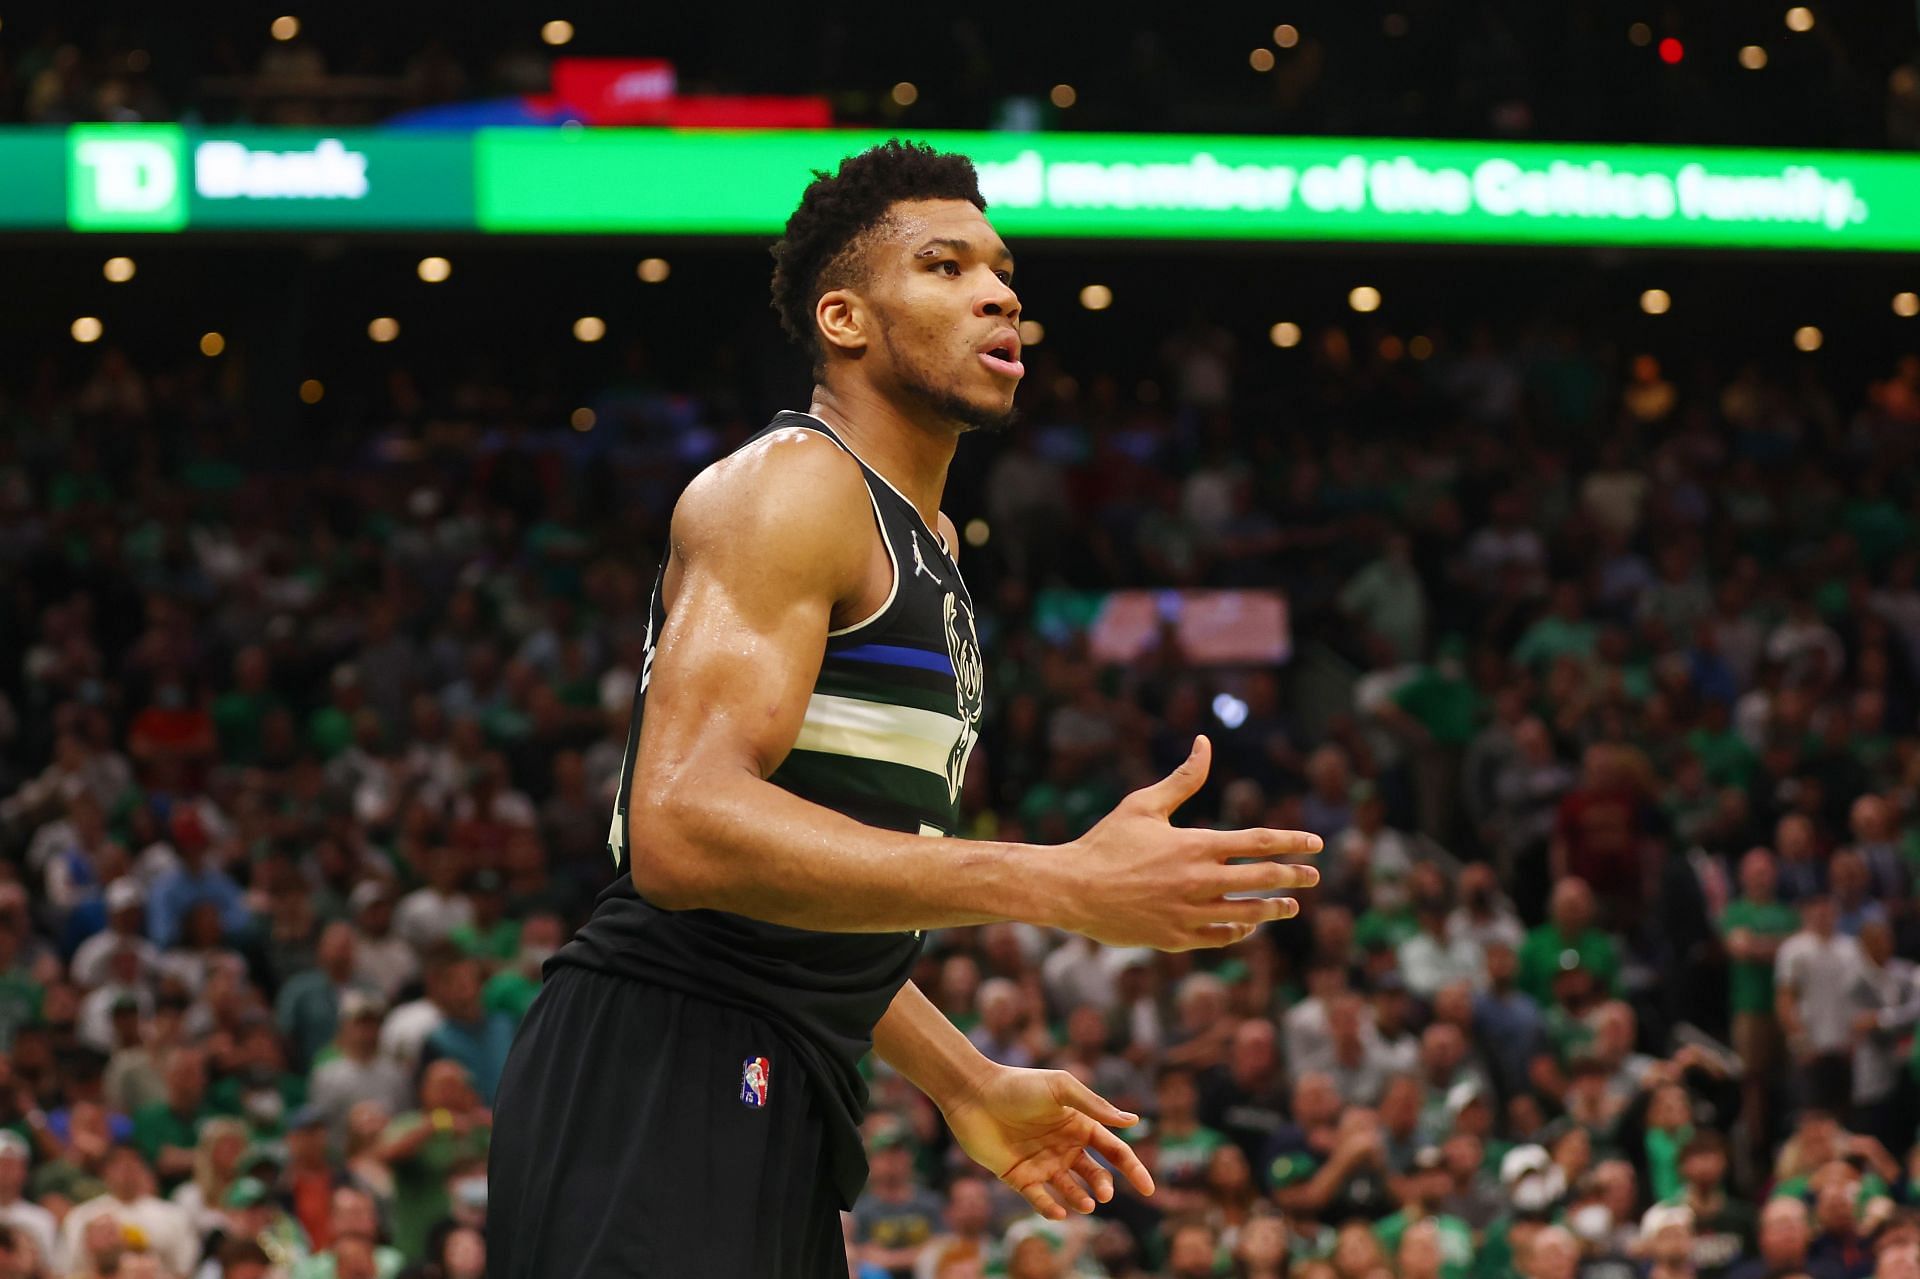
[70,126,372,230]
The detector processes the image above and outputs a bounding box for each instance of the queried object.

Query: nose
[977,276,1020,323]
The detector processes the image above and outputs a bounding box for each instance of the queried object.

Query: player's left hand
[939,1066,1154,1221]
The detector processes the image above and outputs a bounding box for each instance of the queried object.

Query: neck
[806,384,958,533]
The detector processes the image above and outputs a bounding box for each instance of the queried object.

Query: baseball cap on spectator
[866,1117,912,1156]
[242,1141,287,1176]
[1641,1203,1693,1240]
[340,989,387,1020]
[1566,1052,1609,1080]
[1502,1144,1567,1214]
[349,881,394,914]
[170,806,208,850]
[105,879,144,912]
[224,1177,272,1209]
[1446,1080,1487,1119]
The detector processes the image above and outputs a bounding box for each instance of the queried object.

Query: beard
[881,326,1021,435]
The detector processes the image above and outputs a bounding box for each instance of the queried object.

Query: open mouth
[978,339,1025,379]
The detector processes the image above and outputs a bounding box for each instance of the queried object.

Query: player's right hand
[1056,735,1320,951]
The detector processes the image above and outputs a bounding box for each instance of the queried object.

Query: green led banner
[0,129,70,228]
[9,124,1920,250]
[65,126,474,231]
[474,129,1920,251]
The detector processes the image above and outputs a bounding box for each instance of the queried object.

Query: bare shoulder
[937,511,961,562]
[671,426,871,573]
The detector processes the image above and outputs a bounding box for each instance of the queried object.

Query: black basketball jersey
[551,410,984,1208]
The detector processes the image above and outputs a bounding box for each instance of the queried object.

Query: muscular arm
[626,427,1318,943]
[624,429,1031,932]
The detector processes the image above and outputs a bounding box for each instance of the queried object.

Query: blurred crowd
[6,294,1920,1279]
[5,7,1920,147]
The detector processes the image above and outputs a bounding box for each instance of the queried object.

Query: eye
[995,270,1014,285]
[932,260,962,277]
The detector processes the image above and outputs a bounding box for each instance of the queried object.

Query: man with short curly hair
[485,140,1321,1276]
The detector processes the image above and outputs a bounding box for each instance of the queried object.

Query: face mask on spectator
[1569,1203,1612,1243]
[452,1176,487,1219]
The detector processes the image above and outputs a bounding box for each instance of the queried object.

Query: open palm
[940,1066,1155,1221]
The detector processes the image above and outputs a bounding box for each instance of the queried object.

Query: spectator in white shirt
[77,946,154,1055]
[0,1132,56,1274]
[348,881,417,1003]
[1400,899,1487,999]
[58,1144,198,1277]
[1776,893,1866,1114]
[310,990,412,1149]
[1848,918,1920,1146]
[1446,863,1526,955]
[71,879,160,991]
[393,847,472,952]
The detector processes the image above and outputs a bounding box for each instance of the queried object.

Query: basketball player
[486,140,1322,1276]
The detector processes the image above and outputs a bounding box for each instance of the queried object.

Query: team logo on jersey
[911,529,941,584]
[943,591,983,805]
[740,1056,772,1108]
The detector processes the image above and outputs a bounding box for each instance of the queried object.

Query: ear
[815,288,870,360]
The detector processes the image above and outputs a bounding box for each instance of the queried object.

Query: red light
[1658,37,1684,63]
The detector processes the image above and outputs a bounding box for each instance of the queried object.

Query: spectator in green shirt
[1151,1065,1228,1190]
[481,911,564,1025]
[288,1184,408,1279]
[1511,583,1599,673]
[1517,879,1622,1006]
[307,667,365,763]
[1390,1210,1476,1279]
[374,1060,491,1261]
[445,871,520,968]
[210,647,287,767]
[1338,533,1429,664]
[207,1019,307,1138]
[1721,848,1798,1170]
[131,1047,211,1191]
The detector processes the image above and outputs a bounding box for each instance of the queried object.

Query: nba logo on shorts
[740,1056,771,1108]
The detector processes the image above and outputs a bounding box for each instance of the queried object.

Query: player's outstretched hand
[940,1065,1154,1221]
[1055,735,1320,951]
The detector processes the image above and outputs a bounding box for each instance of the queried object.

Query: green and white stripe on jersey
[790,693,964,778]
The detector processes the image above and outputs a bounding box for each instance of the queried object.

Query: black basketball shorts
[486,964,848,1277]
